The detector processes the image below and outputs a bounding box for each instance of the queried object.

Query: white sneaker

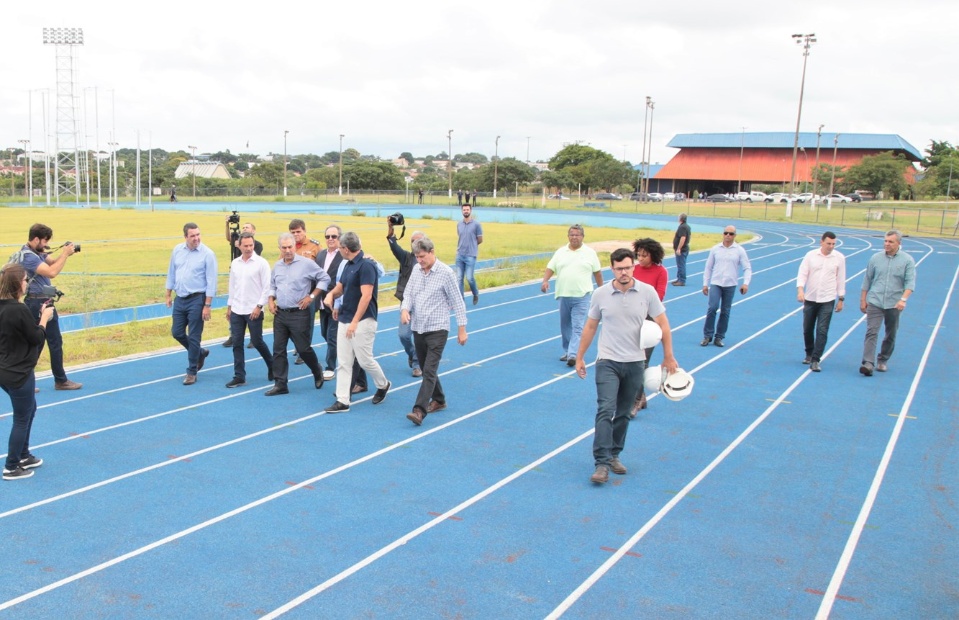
[322,370,335,381]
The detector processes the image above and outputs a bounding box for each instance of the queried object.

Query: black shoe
[810,361,821,372]
[197,348,210,371]
[859,363,873,377]
[700,337,711,346]
[265,386,289,396]
[372,381,391,405]
[314,376,324,389]
[2,467,34,481]
[713,338,724,347]
[19,455,43,470]
[294,356,305,365]
[222,337,233,348]
[559,354,569,362]
[408,356,414,368]
[325,401,350,413]
[225,377,246,388]
[566,358,576,367]
[802,355,812,365]
[472,294,479,306]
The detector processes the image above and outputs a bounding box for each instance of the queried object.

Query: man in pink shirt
[796,231,846,372]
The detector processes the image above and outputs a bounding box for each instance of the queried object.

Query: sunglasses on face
[325,235,339,239]
[723,232,736,236]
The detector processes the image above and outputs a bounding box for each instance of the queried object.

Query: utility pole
[447,129,453,199]
[811,124,824,207]
[188,145,197,198]
[338,133,345,196]
[283,130,289,197]
[786,33,817,217]
[827,133,840,210]
[493,135,500,198]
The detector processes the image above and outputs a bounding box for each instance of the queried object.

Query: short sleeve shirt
[587,280,665,362]
[338,250,380,323]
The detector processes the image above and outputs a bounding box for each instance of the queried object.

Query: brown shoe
[590,465,610,484]
[427,400,447,414]
[352,385,367,394]
[406,409,425,426]
[183,374,197,385]
[55,380,83,391]
[609,458,628,475]
[412,368,423,377]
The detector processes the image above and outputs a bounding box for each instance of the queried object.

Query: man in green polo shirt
[541,225,603,367]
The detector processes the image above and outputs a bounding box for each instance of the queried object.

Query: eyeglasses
[325,235,339,239]
[612,266,633,273]
[723,232,736,236]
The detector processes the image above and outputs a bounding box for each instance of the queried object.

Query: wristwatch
[309,293,316,300]
[838,296,844,301]
[256,304,263,309]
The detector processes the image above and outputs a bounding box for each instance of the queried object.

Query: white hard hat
[643,365,664,394]
[661,368,695,402]
[640,319,663,349]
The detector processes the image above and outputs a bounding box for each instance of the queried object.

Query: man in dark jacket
[387,219,425,377]
[316,225,345,380]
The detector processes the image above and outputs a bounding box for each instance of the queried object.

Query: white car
[825,193,850,204]
[796,193,822,203]
[735,191,767,202]
[647,192,663,201]
[547,194,570,200]
[663,192,676,201]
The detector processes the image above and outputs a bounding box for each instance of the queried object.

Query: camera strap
[7,245,43,290]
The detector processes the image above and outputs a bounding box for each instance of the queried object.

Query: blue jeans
[229,311,273,381]
[398,318,420,370]
[24,298,68,383]
[559,294,590,358]
[3,373,37,471]
[862,304,900,366]
[171,294,206,376]
[703,284,736,340]
[803,300,835,363]
[592,359,644,467]
[320,308,336,371]
[675,247,689,283]
[455,254,478,298]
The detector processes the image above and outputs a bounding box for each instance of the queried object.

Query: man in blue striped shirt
[401,236,468,426]
[165,223,218,385]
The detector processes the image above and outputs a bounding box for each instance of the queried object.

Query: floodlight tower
[447,129,454,199]
[42,27,84,205]
[493,135,500,198]
[786,33,817,218]
[18,139,31,199]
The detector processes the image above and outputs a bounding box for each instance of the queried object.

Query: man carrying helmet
[575,247,679,485]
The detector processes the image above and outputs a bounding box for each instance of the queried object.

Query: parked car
[764,193,800,204]
[647,192,663,201]
[593,192,621,200]
[547,194,570,200]
[628,192,647,201]
[796,193,822,203]
[845,193,863,203]
[707,193,731,202]
[675,192,686,201]
[663,192,676,201]
[825,194,850,204]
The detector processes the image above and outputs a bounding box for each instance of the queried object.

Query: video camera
[40,284,65,302]
[388,212,406,240]
[227,210,241,226]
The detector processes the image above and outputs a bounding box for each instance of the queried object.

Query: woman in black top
[0,263,53,480]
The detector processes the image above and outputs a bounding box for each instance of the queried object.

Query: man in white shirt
[225,233,274,387]
[701,225,752,347]
[796,231,846,372]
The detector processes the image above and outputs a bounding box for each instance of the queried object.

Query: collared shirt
[269,254,330,309]
[546,244,601,299]
[228,253,272,314]
[295,239,321,261]
[338,250,379,323]
[587,280,665,363]
[401,258,468,334]
[797,249,846,302]
[703,242,752,288]
[862,249,917,309]
[673,222,691,251]
[166,242,218,298]
[456,219,483,257]
[332,256,385,311]
[18,246,51,295]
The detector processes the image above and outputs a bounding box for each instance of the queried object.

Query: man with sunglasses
[701,225,751,347]
[316,225,344,380]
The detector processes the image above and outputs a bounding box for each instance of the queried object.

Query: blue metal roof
[667,132,922,161]
[632,164,665,177]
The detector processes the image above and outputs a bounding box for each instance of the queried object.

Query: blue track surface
[0,217,956,618]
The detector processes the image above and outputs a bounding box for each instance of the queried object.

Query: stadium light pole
[800,147,809,193]
[525,136,531,165]
[645,99,655,197]
[640,96,650,198]
[737,127,746,196]
[338,133,344,196]
[447,129,453,200]
[283,130,289,197]
[18,139,30,198]
[827,133,840,210]
[811,124,824,207]
[493,135,500,198]
[786,33,817,218]
[188,145,197,198]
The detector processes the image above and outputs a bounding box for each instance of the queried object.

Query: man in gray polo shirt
[455,203,483,305]
[575,248,679,485]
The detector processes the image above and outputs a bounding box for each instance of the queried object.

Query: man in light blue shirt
[859,229,916,376]
[701,225,751,347]
[165,223,218,385]
[455,204,483,305]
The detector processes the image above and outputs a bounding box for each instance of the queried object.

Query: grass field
[1,207,715,372]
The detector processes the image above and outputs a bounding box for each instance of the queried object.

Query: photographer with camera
[0,263,55,479]
[386,214,424,377]
[15,223,82,391]
[225,214,263,259]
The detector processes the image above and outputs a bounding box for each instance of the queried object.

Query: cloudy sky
[2,0,955,167]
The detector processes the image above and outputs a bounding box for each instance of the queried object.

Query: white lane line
[0,346,578,612]
[815,262,959,619]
